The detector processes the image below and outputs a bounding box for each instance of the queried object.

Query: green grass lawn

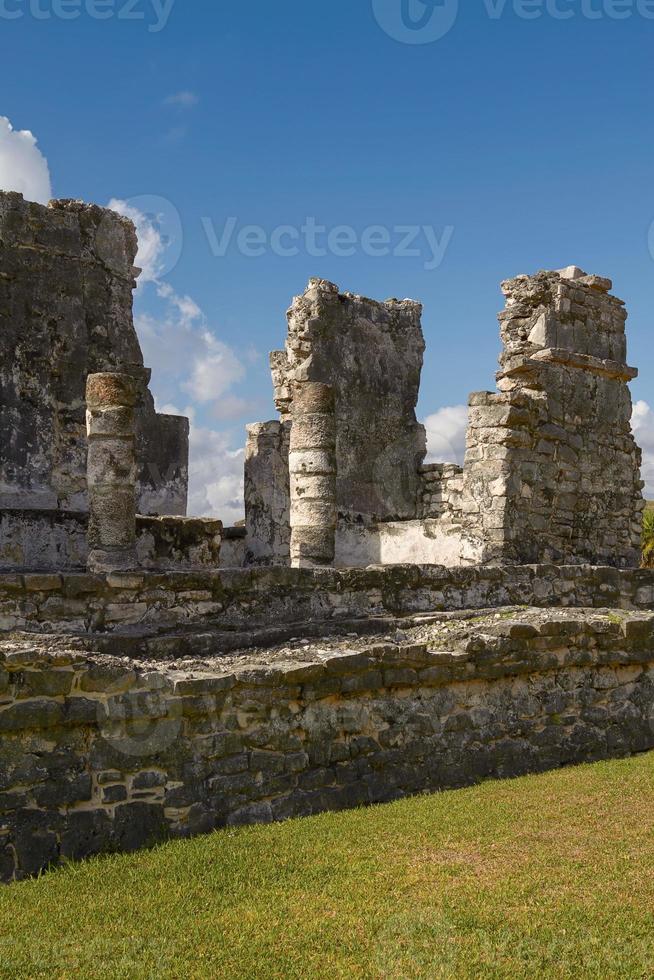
[1,754,654,979]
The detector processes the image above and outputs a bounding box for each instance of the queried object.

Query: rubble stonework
[247,270,644,569]
[454,268,645,567]
[271,279,427,522]
[244,421,290,566]
[1,190,652,880]
[0,564,653,639]
[1,606,653,882]
[0,192,189,521]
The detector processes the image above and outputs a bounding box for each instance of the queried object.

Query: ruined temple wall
[244,421,290,565]
[1,564,653,638]
[0,511,222,572]
[419,464,464,521]
[271,279,427,524]
[253,268,644,570]
[1,611,654,881]
[0,192,188,517]
[459,270,644,567]
[136,405,189,518]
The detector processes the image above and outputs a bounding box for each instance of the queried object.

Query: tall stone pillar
[289,382,337,568]
[459,267,644,567]
[86,373,138,573]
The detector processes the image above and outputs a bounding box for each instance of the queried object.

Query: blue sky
[1,0,653,515]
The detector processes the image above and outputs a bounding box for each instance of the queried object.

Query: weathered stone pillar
[289,382,337,567]
[459,267,644,567]
[244,420,291,566]
[86,373,138,573]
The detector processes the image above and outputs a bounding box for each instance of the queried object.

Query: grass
[1,755,654,978]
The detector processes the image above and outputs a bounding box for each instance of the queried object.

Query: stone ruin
[0,193,217,572]
[246,269,645,571]
[0,192,653,882]
[0,192,645,575]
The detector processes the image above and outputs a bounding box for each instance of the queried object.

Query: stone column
[86,373,138,573]
[289,382,337,567]
[244,420,291,566]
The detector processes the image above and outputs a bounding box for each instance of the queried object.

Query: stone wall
[412,268,644,569]
[0,510,88,572]
[334,519,477,567]
[0,192,189,518]
[135,517,222,571]
[248,269,644,571]
[1,608,653,882]
[244,421,290,565]
[0,564,653,641]
[271,279,427,524]
[219,527,247,569]
[456,268,644,567]
[0,512,222,573]
[419,463,464,521]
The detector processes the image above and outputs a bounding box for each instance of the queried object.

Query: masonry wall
[458,270,644,567]
[271,279,427,524]
[0,512,222,573]
[0,192,188,518]
[1,564,654,642]
[244,421,290,565]
[1,612,653,882]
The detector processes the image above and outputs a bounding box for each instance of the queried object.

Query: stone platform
[1,563,654,883]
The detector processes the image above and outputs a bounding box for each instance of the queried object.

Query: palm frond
[643,507,654,567]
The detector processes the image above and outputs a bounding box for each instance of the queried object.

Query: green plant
[643,506,654,568]
[2,754,654,978]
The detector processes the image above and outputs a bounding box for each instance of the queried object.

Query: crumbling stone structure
[0,192,223,573]
[454,267,645,567]
[1,567,654,882]
[245,279,427,565]
[0,190,652,882]
[0,193,189,516]
[245,269,644,570]
[244,421,290,565]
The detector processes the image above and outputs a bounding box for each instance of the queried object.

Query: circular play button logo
[372,0,459,44]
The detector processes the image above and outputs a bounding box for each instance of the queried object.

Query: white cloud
[116,200,250,522]
[108,198,168,283]
[188,426,245,524]
[135,299,245,410]
[0,116,51,204]
[633,400,654,499]
[156,282,201,323]
[424,405,468,467]
[212,395,257,422]
[163,91,199,108]
[183,334,245,403]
